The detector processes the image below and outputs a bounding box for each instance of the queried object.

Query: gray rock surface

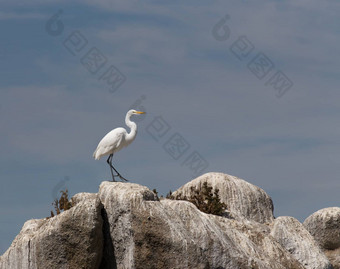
[304,207,340,250]
[0,193,103,269]
[304,207,340,269]
[271,216,332,269]
[98,181,303,269]
[172,172,274,223]
[0,172,335,269]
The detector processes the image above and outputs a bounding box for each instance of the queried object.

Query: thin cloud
[0,11,46,20]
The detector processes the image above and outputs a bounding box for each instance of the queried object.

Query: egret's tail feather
[93,149,100,160]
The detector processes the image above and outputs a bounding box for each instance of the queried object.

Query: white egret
[93,109,145,181]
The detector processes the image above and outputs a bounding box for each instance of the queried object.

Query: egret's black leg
[110,161,129,182]
[107,154,129,182]
[107,154,117,181]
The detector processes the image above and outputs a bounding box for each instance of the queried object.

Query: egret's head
[129,109,146,115]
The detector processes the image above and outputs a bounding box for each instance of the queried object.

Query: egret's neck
[125,113,137,142]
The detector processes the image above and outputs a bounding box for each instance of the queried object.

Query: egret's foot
[118,174,129,182]
[112,174,128,182]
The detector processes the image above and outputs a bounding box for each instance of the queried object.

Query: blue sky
[1,0,340,254]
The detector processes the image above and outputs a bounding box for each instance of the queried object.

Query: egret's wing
[110,128,126,150]
[93,128,126,159]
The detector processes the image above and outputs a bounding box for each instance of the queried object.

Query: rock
[304,207,340,269]
[271,216,332,269]
[98,181,303,269]
[172,172,274,223]
[0,193,103,269]
[98,182,158,269]
[304,207,340,250]
[2,172,336,269]
[324,250,340,269]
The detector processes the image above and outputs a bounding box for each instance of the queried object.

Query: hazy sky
[1,0,340,254]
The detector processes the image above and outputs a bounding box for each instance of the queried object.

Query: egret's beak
[135,111,146,114]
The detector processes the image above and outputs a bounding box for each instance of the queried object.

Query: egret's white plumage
[93,127,130,160]
[93,109,145,181]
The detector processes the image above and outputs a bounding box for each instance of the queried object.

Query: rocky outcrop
[304,207,340,269]
[0,193,103,269]
[172,172,274,223]
[98,181,303,269]
[0,172,334,269]
[271,216,332,269]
